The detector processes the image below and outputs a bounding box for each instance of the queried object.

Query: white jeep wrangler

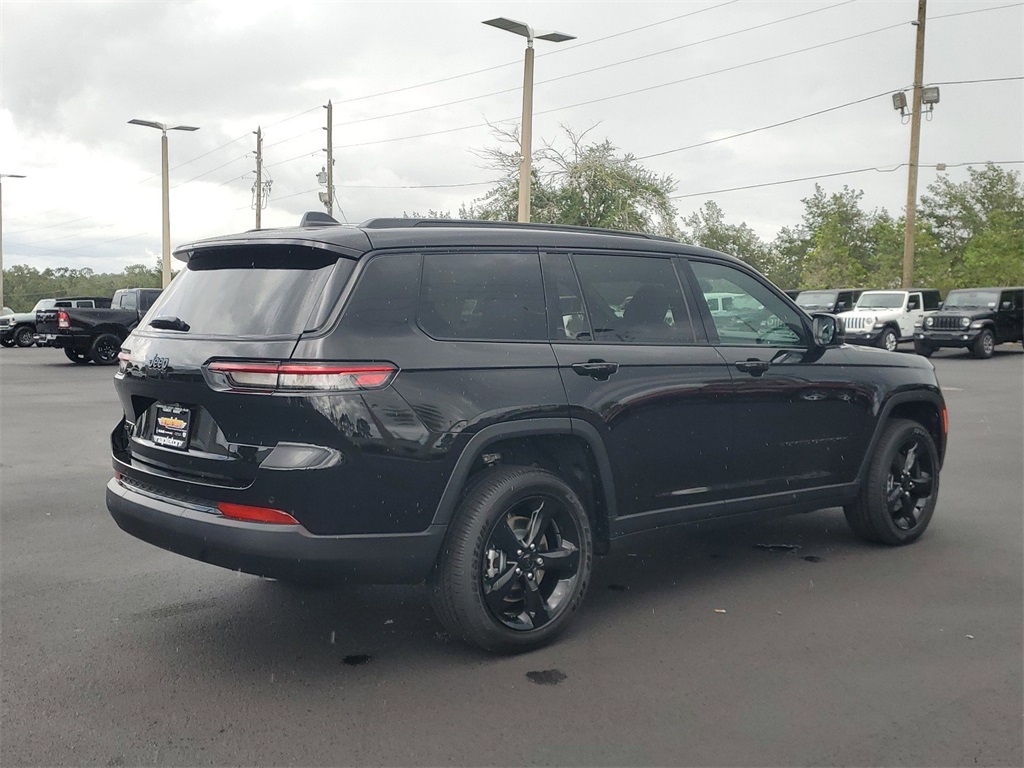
[838,289,942,351]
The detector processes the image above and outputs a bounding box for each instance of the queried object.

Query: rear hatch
[113,243,357,495]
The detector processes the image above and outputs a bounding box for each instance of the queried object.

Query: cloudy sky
[1,0,1021,274]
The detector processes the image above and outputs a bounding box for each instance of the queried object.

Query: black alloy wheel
[64,347,91,364]
[13,325,34,348]
[0,337,14,348]
[429,465,593,653]
[480,495,583,632]
[844,419,939,545]
[90,333,121,365]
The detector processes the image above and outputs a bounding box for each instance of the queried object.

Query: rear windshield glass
[147,246,342,336]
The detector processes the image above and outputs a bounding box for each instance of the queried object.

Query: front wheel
[89,333,122,365]
[877,327,899,352]
[429,466,593,653]
[13,325,35,348]
[64,347,91,364]
[844,419,940,546]
[913,340,934,357]
[971,329,995,359]
[0,337,14,348]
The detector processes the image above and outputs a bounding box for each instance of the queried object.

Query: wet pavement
[2,345,1022,766]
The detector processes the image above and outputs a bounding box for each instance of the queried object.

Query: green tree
[919,163,1024,286]
[682,201,769,271]
[466,125,679,237]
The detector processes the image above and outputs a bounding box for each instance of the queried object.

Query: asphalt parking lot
[1,345,1022,767]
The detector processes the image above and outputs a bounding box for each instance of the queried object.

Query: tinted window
[923,291,941,311]
[140,290,160,312]
[146,246,342,337]
[343,253,421,332]
[571,254,695,344]
[690,260,806,346]
[907,295,921,311]
[419,252,546,341]
[541,252,590,341]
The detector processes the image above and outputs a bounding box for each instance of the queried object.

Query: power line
[669,161,1024,199]
[331,0,741,106]
[332,0,858,129]
[931,2,1022,21]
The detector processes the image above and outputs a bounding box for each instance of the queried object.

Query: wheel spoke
[540,542,580,576]
[489,517,523,558]
[483,565,521,614]
[524,500,554,548]
[522,576,552,628]
[887,484,903,505]
[909,472,933,497]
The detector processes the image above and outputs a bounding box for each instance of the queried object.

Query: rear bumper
[106,478,445,584]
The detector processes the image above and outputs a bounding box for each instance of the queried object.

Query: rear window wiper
[149,316,191,332]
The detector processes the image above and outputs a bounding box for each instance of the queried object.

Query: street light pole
[128,119,199,288]
[902,0,928,288]
[0,173,27,311]
[483,17,575,223]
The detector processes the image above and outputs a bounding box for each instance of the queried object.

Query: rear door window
[120,292,138,311]
[146,246,346,337]
[418,252,546,341]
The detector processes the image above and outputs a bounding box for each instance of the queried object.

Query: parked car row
[0,288,161,364]
[786,286,1023,359]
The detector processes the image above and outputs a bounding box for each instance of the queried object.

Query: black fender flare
[429,417,618,527]
[854,389,947,485]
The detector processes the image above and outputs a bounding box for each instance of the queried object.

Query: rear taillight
[57,311,70,329]
[205,361,398,393]
[217,502,299,525]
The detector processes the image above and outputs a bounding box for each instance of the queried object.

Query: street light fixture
[483,17,575,223]
[128,119,199,288]
[0,173,27,311]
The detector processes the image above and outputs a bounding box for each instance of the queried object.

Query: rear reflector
[205,361,397,393]
[217,502,299,525]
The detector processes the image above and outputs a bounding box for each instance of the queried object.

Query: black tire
[970,328,995,359]
[89,333,122,365]
[64,347,91,364]
[0,337,14,348]
[844,418,939,546]
[428,465,593,654]
[13,325,35,348]
[877,327,899,352]
[913,340,934,358]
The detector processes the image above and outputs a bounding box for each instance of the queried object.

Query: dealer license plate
[152,404,192,451]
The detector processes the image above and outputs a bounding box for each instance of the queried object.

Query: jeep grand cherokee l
[107,216,947,653]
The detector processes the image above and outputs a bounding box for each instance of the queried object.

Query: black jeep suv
[914,287,1024,359]
[107,217,946,653]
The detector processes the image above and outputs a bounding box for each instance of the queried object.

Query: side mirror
[811,314,842,348]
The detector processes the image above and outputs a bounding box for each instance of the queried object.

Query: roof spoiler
[300,211,341,228]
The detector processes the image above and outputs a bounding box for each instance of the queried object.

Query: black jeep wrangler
[107,216,946,653]
[914,286,1024,359]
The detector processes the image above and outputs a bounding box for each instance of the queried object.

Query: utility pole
[320,100,335,215]
[253,127,268,230]
[902,0,928,288]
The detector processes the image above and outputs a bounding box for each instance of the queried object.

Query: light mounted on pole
[128,118,200,288]
[482,17,575,223]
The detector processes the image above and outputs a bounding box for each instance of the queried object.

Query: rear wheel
[13,325,34,348]
[89,333,121,365]
[971,328,995,359]
[0,337,14,348]
[877,327,899,352]
[844,419,939,545]
[429,466,593,653]
[64,347,91,364]
[913,340,934,357]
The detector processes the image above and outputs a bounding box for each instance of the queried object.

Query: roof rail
[299,211,342,228]
[356,217,677,242]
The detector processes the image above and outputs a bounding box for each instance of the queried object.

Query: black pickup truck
[36,288,161,364]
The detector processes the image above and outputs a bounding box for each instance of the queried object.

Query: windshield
[856,293,905,309]
[147,246,345,337]
[943,290,999,309]
[796,291,838,309]
[31,299,56,312]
